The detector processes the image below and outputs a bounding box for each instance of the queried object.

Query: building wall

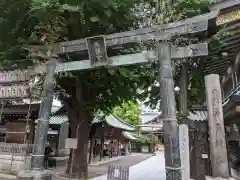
[4,120,34,143]
[5,122,26,143]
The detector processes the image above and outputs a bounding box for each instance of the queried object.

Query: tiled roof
[141,108,208,122]
[39,112,135,131]
[122,131,138,141]
[140,124,163,132]
[49,115,68,125]
[188,109,208,121]
[92,111,105,123]
[105,115,135,131]
[35,115,68,125]
[141,112,161,124]
[92,111,135,131]
[138,109,208,132]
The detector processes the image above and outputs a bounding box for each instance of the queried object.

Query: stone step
[206,176,236,180]
[0,154,28,161]
[0,155,31,175]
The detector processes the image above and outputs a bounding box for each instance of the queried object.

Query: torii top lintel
[56,10,219,55]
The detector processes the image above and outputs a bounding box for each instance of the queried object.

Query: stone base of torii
[206,176,236,180]
[17,170,52,180]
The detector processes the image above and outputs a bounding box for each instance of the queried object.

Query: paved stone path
[52,153,153,180]
[91,152,166,180]
[0,153,164,180]
[89,153,152,178]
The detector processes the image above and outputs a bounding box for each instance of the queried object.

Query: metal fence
[0,143,35,174]
[0,143,35,154]
[107,164,129,180]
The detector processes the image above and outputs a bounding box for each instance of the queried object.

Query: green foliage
[0,0,145,112]
[0,0,225,112]
[134,133,159,144]
[137,0,227,109]
[112,100,140,126]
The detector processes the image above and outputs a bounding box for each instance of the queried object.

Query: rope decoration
[166,166,182,170]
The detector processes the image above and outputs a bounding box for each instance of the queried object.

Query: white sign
[141,146,148,153]
[114,169,120,177]
[65,138,78,149]
[0,85,30,99]
[202,154,208,159]
[0,70,30,83]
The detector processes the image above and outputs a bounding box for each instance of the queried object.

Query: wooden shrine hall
[91,114,134,139]
[0,101,62,144]
[0,103,39,143]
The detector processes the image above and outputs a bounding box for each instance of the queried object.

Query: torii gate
[22,10,222,180]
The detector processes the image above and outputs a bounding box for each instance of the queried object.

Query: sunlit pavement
[91,151,166,180]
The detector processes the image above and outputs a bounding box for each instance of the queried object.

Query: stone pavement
[0,153,157,180]
[91,151,166,180]
[52,153,153,179]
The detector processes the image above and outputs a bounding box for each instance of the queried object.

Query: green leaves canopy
[112,100,140,126]
[0,0,225,114]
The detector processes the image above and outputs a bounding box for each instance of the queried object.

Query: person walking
[108,141,113,158]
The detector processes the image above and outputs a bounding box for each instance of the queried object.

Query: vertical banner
[179,124,190,180]
[204,74,229,178]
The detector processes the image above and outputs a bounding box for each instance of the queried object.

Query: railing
[0,143,35,154]
[0,143,35,174]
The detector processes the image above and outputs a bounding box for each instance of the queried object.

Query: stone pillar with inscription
[204,74,229,178]
[58,121,69,150]
[179,124,190,180]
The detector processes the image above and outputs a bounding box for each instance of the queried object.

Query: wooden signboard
[86,36,109,67]
[0,70,31,99]
[0,85,30,99]
[0,70,30,83]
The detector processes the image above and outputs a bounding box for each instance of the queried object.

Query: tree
[112,100,140,126]
[0,0,227,178]
[0,0,149,178]
[136,0,229,110]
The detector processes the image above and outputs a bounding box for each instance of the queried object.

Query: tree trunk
[88,125,96,164]
[62,75,95,179]
[100,125,104,161]
[67,108,90,179]
[88,138,93,164]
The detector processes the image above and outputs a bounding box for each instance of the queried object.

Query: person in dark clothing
[44,142,53,169]
[108,141,113,158]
